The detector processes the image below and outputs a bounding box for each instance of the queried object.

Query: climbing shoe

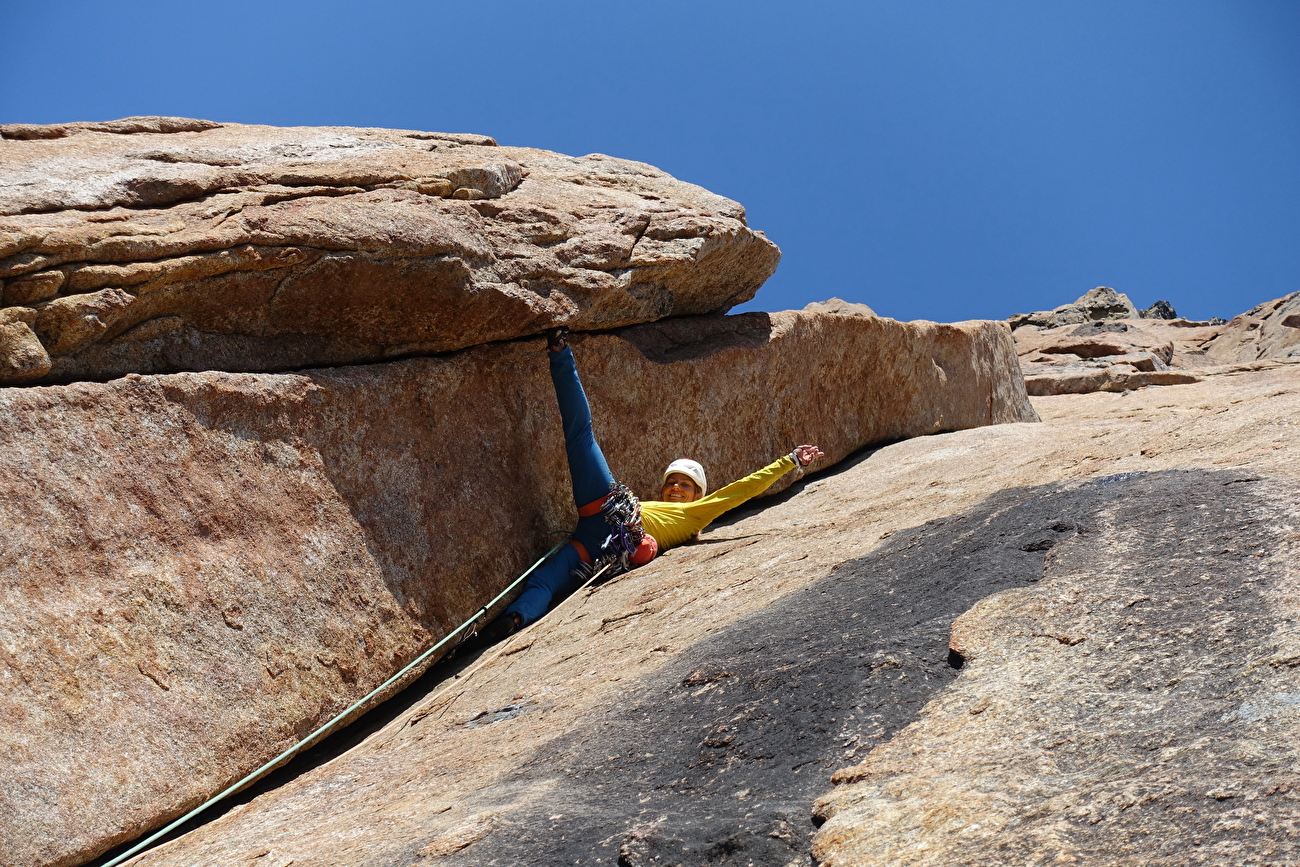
[456,612,521,655]
[545,326,570,352]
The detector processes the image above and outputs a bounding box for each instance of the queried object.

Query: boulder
[1074,285,1139,320]
[0,309,1034,867]
[1202,291,1300,363]
[0,118,781,384]
[1139,299,1178,319]
[1009,287,1139,330]
[802,297,876,317]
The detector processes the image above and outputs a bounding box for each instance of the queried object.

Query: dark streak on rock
[442,470,1283,866]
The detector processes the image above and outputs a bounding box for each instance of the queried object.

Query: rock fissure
[3,295,1034,867]
[15,118,1300,867]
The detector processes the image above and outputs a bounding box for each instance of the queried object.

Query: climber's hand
[791,444,824,467]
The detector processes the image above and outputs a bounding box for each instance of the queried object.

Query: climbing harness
[100,535,573,867]
[573,483,645,582]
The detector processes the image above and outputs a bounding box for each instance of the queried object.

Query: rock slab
[813,472,1300,866]
[1010,289,1300,396]
[0,118,780,384]
[1204,290,1300,364]
[107,364,1300,867]
[0,309,1033,867]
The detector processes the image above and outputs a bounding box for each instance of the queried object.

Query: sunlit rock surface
[0,118,780,384]
[119,360,1299,867]
[0,309,1031,867]
[1011,290,1300,395]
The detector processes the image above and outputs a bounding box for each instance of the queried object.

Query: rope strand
[100,535,572,867]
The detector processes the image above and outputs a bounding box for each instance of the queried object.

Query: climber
[466,327,823,648]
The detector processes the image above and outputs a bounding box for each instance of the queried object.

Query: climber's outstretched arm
[640,445,825,549]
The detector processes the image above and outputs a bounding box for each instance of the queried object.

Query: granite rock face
[813,472,1300,866]
[0,309,1033,867]
[1008,286,1139,330]
[0,118,780,385]
[1010,290,1300,395]
[1204,290,1300,364]
[112,362,1299,867]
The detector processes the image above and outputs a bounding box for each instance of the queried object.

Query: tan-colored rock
[1024,366,1201,396]
[0,119,780,382]
[0,312,51,382]
[114,364,1299,867]
[0,309,1032,867]
[812,470,1300,865]
[802,297,876,317]
[3,269,64,304]
[1010,310,1261,395]
[1203,290,1300,363]
[1009,286,1139,330]
[1013,292,1300,396]
[33,287,137,355]
[1016,323,1173,363]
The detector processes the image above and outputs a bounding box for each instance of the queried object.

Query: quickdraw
[573,483,644,583]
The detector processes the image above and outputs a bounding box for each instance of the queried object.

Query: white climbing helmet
[662,459,707,496]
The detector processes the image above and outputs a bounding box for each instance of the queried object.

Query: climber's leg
[505,541,585,626]
[495,344,616,633]
[549,344,616,509]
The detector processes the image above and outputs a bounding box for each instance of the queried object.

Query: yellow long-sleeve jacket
[639,455,797,550]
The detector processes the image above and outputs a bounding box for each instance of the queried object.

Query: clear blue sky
[3,1,1298,322]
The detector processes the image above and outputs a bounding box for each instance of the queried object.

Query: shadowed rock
[1139,299,1178,319]
[814,471,1300,867]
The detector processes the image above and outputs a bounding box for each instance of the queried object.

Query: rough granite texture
[0,117,780,384]
[0,309,1032,867]
[813,473,1300,866]
[1013,292,1300,396]
[115,363,1298,867]
[1205,290,1300,364]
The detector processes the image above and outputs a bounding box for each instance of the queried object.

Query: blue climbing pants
[506,346,617,625]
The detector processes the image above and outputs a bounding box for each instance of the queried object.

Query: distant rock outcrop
[0,118,780,385]
[1,309,1033,867]
[802,297,877,317]
[1008,286,1138,330]
[1139,298,1178,320]
[1204,290,1300,364]
[1010,288,1300,395]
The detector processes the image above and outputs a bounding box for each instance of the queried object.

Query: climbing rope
[387,558,616,739]
[101,535,573,867]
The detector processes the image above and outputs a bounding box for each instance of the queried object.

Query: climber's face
[661,473,702,503]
